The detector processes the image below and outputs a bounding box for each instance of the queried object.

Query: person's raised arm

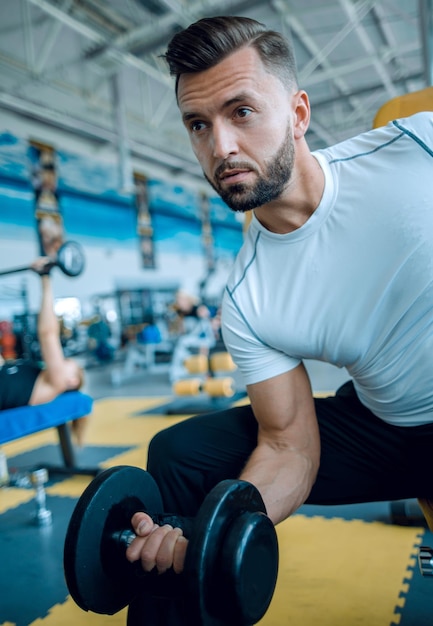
[240,362,320,525]
[32,260,67,386]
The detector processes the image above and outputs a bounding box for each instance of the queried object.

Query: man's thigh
[309,381,433,504]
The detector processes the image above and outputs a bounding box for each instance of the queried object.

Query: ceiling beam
[25,0,173,86]
[0,90,203,179]
[419,0,433,85]
[338,0,397,99]
[35,0,74,74]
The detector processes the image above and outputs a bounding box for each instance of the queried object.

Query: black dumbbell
[0,240,85,278]
[64,465,279,625]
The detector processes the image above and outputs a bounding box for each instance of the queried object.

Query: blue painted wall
[0,130,243,316]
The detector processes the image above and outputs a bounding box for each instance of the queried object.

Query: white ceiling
[0,0,431,185]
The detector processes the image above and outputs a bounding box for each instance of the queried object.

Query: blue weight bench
[0,391,99,477]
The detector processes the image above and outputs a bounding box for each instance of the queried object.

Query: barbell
[63,465,279,625]
[0,240,85,278]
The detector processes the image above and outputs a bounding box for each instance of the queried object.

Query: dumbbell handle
[111,514,195,550]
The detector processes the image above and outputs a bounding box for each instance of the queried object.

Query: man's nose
[211,121,238,159]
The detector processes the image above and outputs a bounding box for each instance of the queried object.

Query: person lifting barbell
[0,248,87,444]
[0,240,85,278]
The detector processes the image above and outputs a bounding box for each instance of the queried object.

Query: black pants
[127,381,433,624]
[148,381,433,515]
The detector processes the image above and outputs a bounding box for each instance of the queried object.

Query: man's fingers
[173,535,188,574]
[126,518,188,575]
[131,512,155,536]
[154,527,184,574]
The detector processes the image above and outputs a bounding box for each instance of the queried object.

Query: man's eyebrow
[182,94,254,123]
[182,111,199,123]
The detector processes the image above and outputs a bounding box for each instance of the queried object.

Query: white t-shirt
[222,112,433,427]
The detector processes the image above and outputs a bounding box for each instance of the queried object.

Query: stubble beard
[204,125,295,213]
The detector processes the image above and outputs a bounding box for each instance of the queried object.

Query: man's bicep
[247,363,317,439]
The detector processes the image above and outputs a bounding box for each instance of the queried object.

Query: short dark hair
[163,16,299,97]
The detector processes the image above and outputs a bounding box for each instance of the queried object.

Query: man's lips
[218,169,251,184]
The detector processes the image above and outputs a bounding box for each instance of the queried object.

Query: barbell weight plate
[64,465,163,615]
[56,240,85,277]
[173,378,202,396]
[203,377,235,398]
[209,352,237,373]
[183,354,209,374]
[184,479,278,625]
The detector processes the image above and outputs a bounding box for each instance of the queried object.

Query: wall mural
[29,142,65,257]
[0,130,243,260]
[134,173,155,269]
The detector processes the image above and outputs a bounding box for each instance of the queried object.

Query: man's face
[177,47,296,212]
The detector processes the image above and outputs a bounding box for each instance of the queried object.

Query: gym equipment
[417,498,433,579]
[418,546,433,577]
[30,468,52,526]
[390,499,426,526]
[209,351,237,373]
[170,348,239,412]
[0,240,85,278]
[183,353,209,374]
[373,87,433,129]
[64,465,279,625]
[173,376,235,398]
[0,392,99,477]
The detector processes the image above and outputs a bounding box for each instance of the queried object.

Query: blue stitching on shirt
[329,132,404,163]
[224,284,269,346]
[227,231,261,296]
[225,231,270,346]
[392,119,433,157]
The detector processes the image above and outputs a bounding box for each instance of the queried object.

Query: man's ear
[292,90,310,140]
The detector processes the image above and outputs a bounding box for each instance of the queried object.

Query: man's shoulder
[393,111,433,143]
[316,111,433,163]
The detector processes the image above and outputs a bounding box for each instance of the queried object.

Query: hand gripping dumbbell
[63,465,279,626]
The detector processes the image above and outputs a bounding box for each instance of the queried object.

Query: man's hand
[126,512,188,574]
[31,257,55,276]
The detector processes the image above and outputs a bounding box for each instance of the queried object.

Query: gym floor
[0,360,432,626]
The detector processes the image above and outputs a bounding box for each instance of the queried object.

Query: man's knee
[147,423,194,478]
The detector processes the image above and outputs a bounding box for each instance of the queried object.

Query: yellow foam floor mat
[0,396,429,626]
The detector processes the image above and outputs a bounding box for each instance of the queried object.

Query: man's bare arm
[240,363,320,524]
[36,273,66,384]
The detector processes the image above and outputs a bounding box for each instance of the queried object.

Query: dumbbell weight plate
[184,480,279,625]
[56,240,85,277]
[64,465,163,615]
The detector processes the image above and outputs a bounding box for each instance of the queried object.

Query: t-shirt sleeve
[221,287,300,386]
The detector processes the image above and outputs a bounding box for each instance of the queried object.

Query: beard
[204,122,295,213]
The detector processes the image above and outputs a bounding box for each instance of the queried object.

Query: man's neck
[254,152,325,234]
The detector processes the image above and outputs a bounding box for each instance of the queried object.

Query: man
[0,257,85,440]
[126,15,433,618]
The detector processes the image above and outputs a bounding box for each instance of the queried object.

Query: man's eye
[237,108,252,118]
[190,121,206,132]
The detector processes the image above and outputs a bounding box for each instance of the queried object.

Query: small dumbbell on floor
[31,468,52,526]
[64,466,279,625]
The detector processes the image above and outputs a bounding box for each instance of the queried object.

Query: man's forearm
[37,276,58,337]
[239,443,318,525]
